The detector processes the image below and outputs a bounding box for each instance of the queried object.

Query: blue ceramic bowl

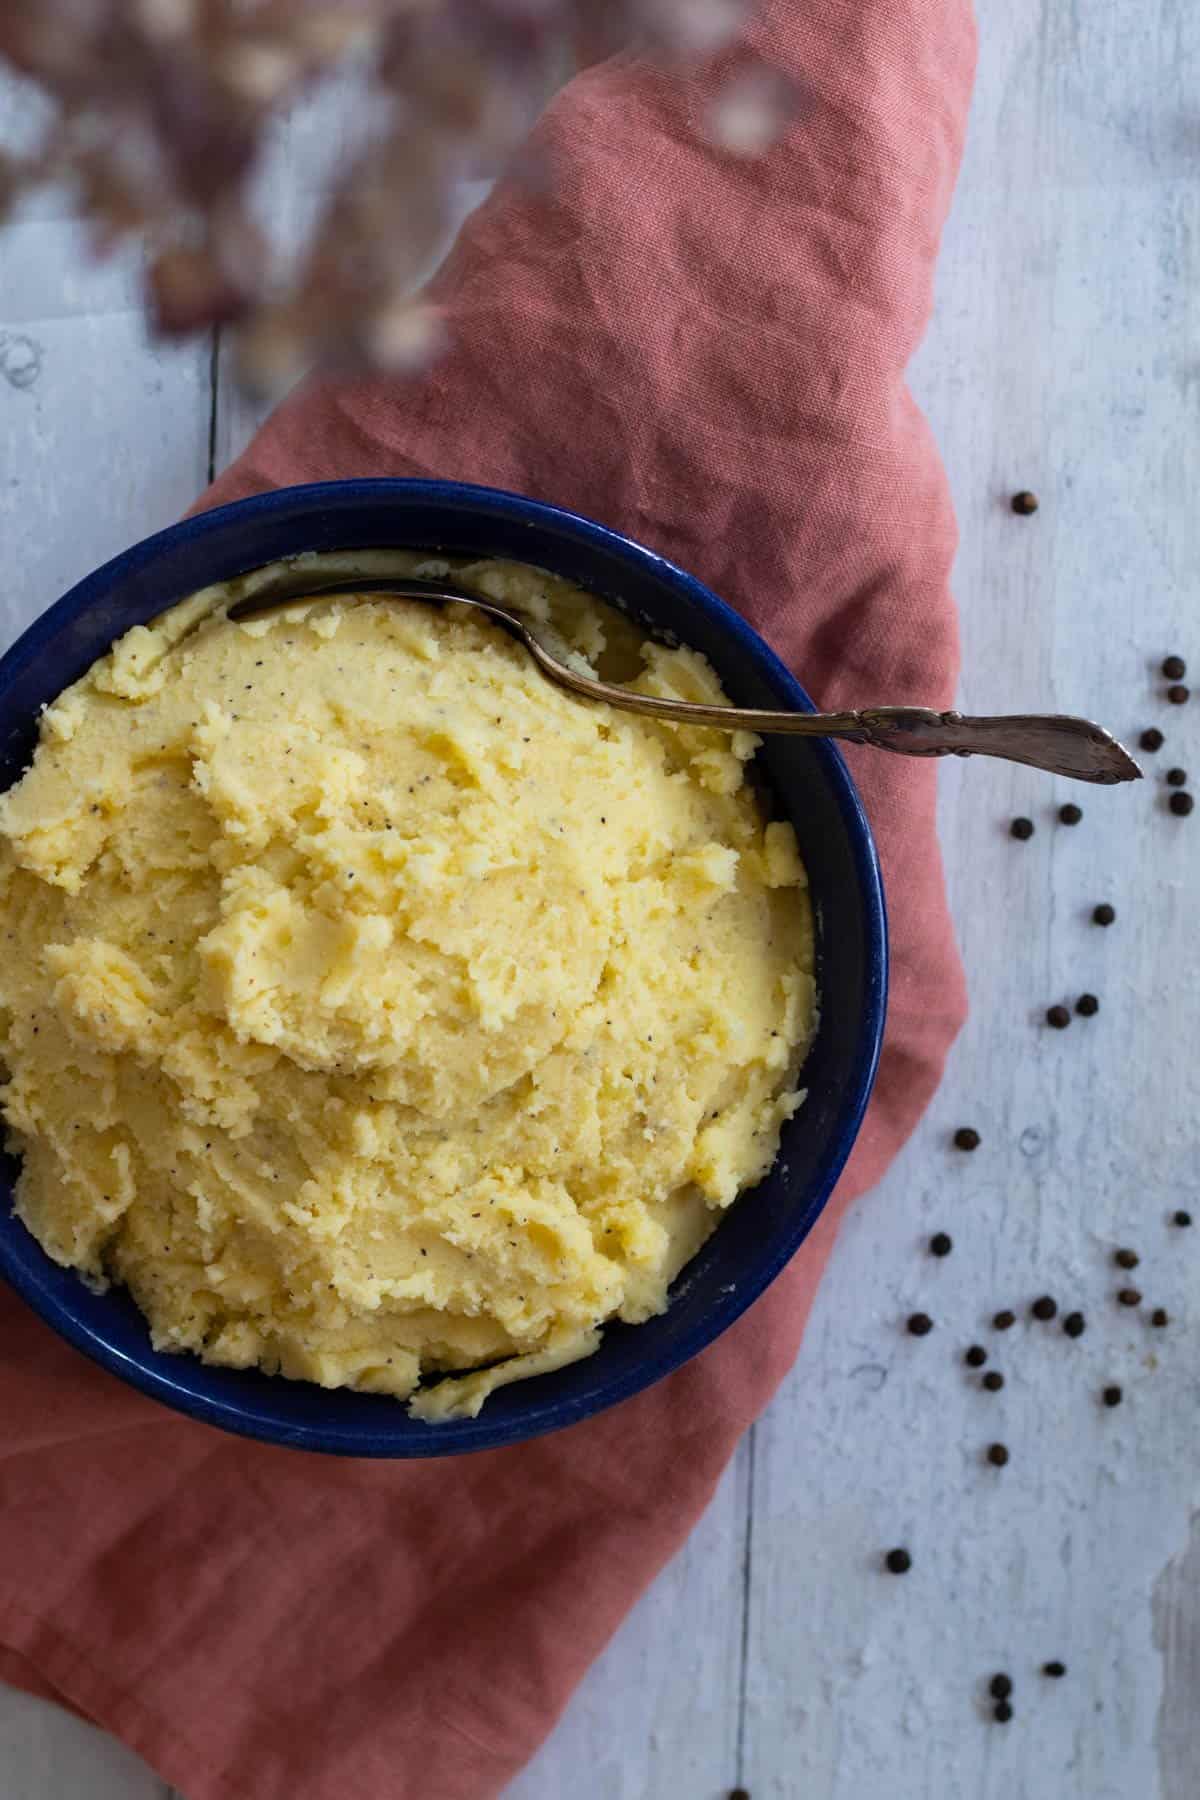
[0,480,886,1456]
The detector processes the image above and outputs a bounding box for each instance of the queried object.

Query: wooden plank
[743,1,1200,1797]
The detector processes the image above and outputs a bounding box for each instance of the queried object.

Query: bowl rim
[0,477,887,1456]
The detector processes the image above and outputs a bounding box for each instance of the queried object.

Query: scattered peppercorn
[1046,1004,1071,1029]
[1151,1308,1169,1328]
[930,1232,953,1257]
[729,1790,751,1800]
[965,1345,988,1368]
[1163,656,1187,680]
[954,1126,981,1151]
[1010,816,1035,840]
[885,1548,912,1574]
[1117,1288,1142,1307]
[1167,684,1190,705]
[987,1443,1010,1467]
[1076,993,1099,1017]
[1169,791,1194,816]
[1167,768,1188,788]
[1043,1661,1067,1679]
[993,1310,1016,1331]
[907,1312,934,1337]
[993,1700,1014,1724]
[1103,1385,1123,1407]
[989,1673,1013,1700]
[1011,491,1038,515]
[1173,1211,1193,1228]
[1031,1295,1057,1321]
[1140,727,1164,752]
[1063,1312,1087,1338]
[1092,902,1116,926]
[982,1371,1005,1392]
[1114,1248,1140,1270]
[1059,802,1083,825]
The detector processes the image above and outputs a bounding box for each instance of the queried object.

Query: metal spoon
[228,576,1140,785]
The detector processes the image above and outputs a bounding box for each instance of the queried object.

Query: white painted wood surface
[2,2,1199,1795]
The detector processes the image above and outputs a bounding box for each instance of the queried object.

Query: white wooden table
[3,5,1199,1796]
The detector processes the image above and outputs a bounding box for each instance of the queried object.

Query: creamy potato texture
[0,555,815,1418]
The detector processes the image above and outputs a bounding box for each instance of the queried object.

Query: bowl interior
[0,479,886,1456]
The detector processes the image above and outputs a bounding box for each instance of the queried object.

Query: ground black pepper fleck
[1167,768,1188,787]
[1076,993,1099,1017]
[954,1126,982,1151]
[993,1310,1016,1331]
[1092,902,1116,926]
[1173,1211,1193,1228]
[907,1312,934,1337]
[989,1673,1013,1700]
[1031,1295,1058,1321]
[1169,790,1194,816]
[983,1371,1005,1392]
[1063,1311,1087,1337]
[930,1232,953,1257]
[1010,816,1035,840]
[1163,656,1187,680]
[1043,1661,1067,1679]
[1103,1385,1123,1407]
[885,1548,912,1574]
[1046,1004,1071,1029]
[1167,684,1189,705]
[1151,1307,1170,1328]
[987,1443,1010,1467]
[993,1700,1014,1723]
[1011,491,1038,515]
[965,1345,988,1368]
[1140,727,1165,752]
[1059,802,1083,825]
[1114,1248,1140,1270]
[1117,1287,1142,1307]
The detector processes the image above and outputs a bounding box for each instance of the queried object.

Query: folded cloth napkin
[0,2,973,1795]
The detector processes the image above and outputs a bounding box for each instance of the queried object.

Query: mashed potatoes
[0,553,815,1419]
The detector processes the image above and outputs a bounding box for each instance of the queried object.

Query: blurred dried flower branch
[0,1,785,389]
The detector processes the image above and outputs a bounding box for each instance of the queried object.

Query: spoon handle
[840,706,1142,785]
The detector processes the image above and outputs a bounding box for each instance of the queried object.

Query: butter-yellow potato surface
[0,555,815,1419]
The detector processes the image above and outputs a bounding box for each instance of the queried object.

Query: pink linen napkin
[0,3,974,1795]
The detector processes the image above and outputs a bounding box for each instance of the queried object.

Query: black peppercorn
[885,1548,911,1574]
[1058,802,1083,825]
[1046,1004,1071,1029]
[930,1232,953,1257]
[1151,1308,1169,1328]
[1092,902,1116,926]
[993,1700,1014,1723]
[1117,1288,1142,1307]
[1167,768,1188,788]
[1043,1661,1067,1679]
[1114,1248,1140,1270]
[1010,816,1035,840]
[1103,1385,1123,1407]
[987,1443,1010,1467]
[1011,491,1038,515]
[989,1673,1013,1700]
[982,1371,1005,1392]
[1140,727,1164,752]
[1167,684,1189,705]
[1163,656,1186,680]
[1173,1210,1192,1228]
[1063,1312,1086,1338]
[1031,1295,1057,1321]
[907,1312,934,1337]
[993,1310,1016,1331]
[1170,790,1194,816]
[1076,993,1099,1017]
[954,1126,981,1151]
[965,1345,988,1368]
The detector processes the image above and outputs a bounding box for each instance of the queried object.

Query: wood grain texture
[2,1,1199,1795]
